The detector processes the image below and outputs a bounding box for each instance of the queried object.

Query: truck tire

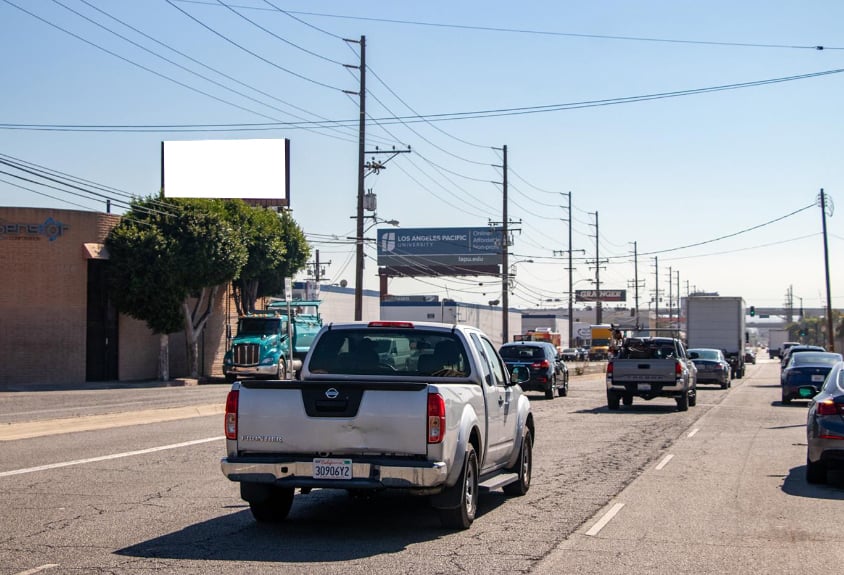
[688,388,697,407]
[607,391,620,410]
[503,429,533,496]
[276,359,287,380]
[247,486,294,523]
[438,444,478,530]
[622,393,633,406]
[676,390,689,411]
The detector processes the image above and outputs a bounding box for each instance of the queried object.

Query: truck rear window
[618,340,679,360]
[307,329,471,377]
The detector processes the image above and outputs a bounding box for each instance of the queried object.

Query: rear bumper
[221,456,448,490]
[606,380,687,398]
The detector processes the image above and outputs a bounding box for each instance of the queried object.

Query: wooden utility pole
[345,35,366,321]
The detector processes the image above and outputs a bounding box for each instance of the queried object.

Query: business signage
[377,227,502,277]
[575,289,627,302]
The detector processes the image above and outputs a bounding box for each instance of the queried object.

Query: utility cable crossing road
[1,362,841,574]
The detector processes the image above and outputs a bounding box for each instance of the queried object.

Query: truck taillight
[225,390,239,440]
[532,359,550,369]
[606,361,614,376]
[675,361,683,376]
[427,393,446,444]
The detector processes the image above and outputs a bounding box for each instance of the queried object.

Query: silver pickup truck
[221,320,535,529]
[606,336,698,411]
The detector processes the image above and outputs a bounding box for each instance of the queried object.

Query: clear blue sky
[3,1,843,312]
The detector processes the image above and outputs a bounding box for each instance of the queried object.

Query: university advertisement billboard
[377,227,502,277]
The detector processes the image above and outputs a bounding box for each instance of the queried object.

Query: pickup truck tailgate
[235,380,430,456]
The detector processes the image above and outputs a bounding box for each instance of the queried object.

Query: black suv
[499,341,568,399]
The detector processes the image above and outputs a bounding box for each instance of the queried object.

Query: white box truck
[686,296,747,379]
[767,328,790,359]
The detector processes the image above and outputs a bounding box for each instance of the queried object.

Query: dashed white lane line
[13,564,59,575]
[687,428,700,438]
[0,437,223,478]
[655,454,675,470]
[585,502,625,536]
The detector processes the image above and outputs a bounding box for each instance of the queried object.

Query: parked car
[781,345,826,370]
[804,360,844,484]
[744,347,757,365]
[781,351,843,404]
[688,348,732,389]
[560,348,580,362]
[499,341,569,399]
[577,347,590,361]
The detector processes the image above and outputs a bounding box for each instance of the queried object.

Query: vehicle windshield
[500,345,546,360]
[307,328,470,376]
[791,352,843,366]
[237,317,283,336]
[690,349,721,361]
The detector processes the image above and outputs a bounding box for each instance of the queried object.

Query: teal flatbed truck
[223,300,322,381]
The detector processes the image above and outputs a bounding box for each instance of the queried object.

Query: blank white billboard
[162,138,289,203]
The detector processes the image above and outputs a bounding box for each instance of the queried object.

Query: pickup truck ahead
[606,336,698,411]
[221,320,535,529]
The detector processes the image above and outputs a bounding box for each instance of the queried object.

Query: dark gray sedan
[781,351,842,404]
[805,360,844,484]
[688,348,731,389]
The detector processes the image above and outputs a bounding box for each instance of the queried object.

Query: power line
[6,67,842,132]
[163,0,345,91]
[172,2,844,51]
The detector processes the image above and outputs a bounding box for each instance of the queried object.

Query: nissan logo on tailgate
[325,387,340,399]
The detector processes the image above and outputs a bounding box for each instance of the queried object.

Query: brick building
[0,207,384,388]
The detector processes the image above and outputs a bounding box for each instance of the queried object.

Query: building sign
[575,289,627,302]
[377,227,502,277]
[0,217,69,242]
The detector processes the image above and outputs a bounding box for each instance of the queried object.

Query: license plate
[811,374,825,382]
[639,384,651,391]
[313,458,352,480]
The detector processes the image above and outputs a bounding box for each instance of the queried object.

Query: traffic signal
[749,306,756,317]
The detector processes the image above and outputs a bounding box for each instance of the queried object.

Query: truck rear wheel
[438,444,478,530]
[676,390,689,411]
[246,485,294,523]
[607,391,620,410]
[503,429,532,496]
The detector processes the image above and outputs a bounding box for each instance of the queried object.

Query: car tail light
[816,399,844,417]
[225,390,239,440]
[532,359,550,369]
[606,361,614,378]
[675,361,683,376]
[427,393,446,444]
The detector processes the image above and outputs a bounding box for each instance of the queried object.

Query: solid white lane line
[687,428,700,438]
[0,404,225,441]
[13,565,59,575]
[0,437,223,478]
[585,502,625,536]
[655,454,674,470]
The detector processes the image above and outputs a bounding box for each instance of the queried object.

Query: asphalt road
[0,360,841,574]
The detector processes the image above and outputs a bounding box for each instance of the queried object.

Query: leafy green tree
[221,203,310,315]
[106,197,247,380]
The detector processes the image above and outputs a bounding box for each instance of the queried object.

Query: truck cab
[222,300,322,382]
